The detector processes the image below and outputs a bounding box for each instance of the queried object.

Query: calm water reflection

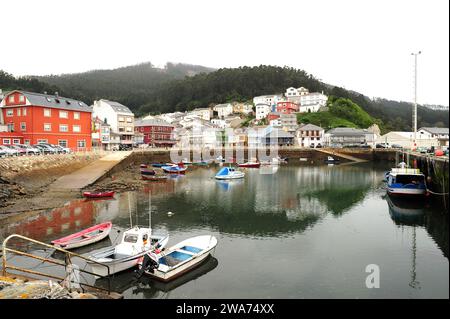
[1,163,448,298]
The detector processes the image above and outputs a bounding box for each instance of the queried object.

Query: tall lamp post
[411,51,421,149]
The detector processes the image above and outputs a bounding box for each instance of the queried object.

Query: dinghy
[215,167,245,180]
[51,221,112,249]
[140,164,156,176]
[137,235,217,282]
[82,191,115,198]
[162,164,187,174]
[324,156,339,164]
[142,174,168,181]
[238,161,261,168]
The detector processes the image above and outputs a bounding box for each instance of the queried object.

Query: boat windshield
[395,174,425,184]
[123,234,139,243]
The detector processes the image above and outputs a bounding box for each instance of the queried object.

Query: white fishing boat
[215,167,245,180]
[86,192,169,277]
[86,227,169,278]
[137,235,217,282]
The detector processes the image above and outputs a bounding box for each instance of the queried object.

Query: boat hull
[51,222,112,250]
[146,248,214,282]
[238,163,260,168]
[215,174,244,180]
[83,191,115,198]
[387,187,427,196]
[87,235,169,278]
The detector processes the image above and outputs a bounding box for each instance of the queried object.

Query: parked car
[0,148,6,158]
[34,144,58,154]
[0,145,19,157]
[391,144,403,149]
[376,143,390,149]
[52,145,71,154]
[14,144,41,155]
[316,143,323,148]
[9,144,28,156]
[426,146,435,154]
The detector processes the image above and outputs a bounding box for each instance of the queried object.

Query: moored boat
[237,162,261,168]
[83,191,115,198]
[151,163,166,168]
[386,167,427,196]
[324,156,339,164]
[86,227,169,278]
[51,221,112,249]
[140,164,156,176]
[137,235,218,282]
[142,174,168,181]
[215,167,245,180]
[162,164,187,174]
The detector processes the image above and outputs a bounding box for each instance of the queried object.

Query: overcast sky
[1,0,448,105]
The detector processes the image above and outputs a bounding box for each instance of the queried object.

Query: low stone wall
[0,151,108,181]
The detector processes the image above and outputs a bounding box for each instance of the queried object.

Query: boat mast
[148,191,152,234]
[128,192,133,228]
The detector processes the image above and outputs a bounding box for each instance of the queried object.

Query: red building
[267,112,281,122]
[0,131,24,146]
[276,101,299,114]
[0,90,92,150]
[134,119,175,147]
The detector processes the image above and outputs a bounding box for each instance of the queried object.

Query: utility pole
[411,51,421,149]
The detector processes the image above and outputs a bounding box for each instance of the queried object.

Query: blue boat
[162,165,187,174]
[152,163,166,168]
[386,167,427,196]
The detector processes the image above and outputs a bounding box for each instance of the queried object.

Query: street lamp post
[411,51,421,149]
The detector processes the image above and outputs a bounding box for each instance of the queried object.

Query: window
[73,112,80,120]
[23,108,27,116]
[19,95,25,103]
[20,122,26,131]
[24,140,30,145]
[118,127,125,132]
[126,117,132,123]
[59,110,68,119]
[118,117,125,122]
[2,139,11,144]
[126,127,132,132]
[7,123,14,132]
[17,109,21,116]
[37,139,48,144]
[44,123,52,131]
[73,125,81,133]
[6,109,13,117]
[58,140,68,148]
[77,140,86,148]
[13,139,20,144]
[59,124,68,132]
[8,96,14,103]
[44,109,51,117]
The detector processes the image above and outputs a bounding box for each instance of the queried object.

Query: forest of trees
[1,64,448,131]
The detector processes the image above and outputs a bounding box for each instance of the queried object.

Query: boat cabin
[387,168,425,186]
[116,227,152,255]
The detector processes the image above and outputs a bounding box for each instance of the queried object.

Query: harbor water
[1,163,448,298]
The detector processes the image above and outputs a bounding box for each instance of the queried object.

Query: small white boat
[86,226,169,278]
[215,167,245,180]
[137,235,218,282]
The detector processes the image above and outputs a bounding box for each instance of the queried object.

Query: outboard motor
[136,252,159,278]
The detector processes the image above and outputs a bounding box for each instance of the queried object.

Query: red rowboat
[51,221,113,249]
[238,162,261,168]
[82,191,115,198]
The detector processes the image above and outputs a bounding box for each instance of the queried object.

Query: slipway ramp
[48,151,132,192]
[317,149,368,163]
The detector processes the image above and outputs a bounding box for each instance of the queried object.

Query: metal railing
[2,234,112,295]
